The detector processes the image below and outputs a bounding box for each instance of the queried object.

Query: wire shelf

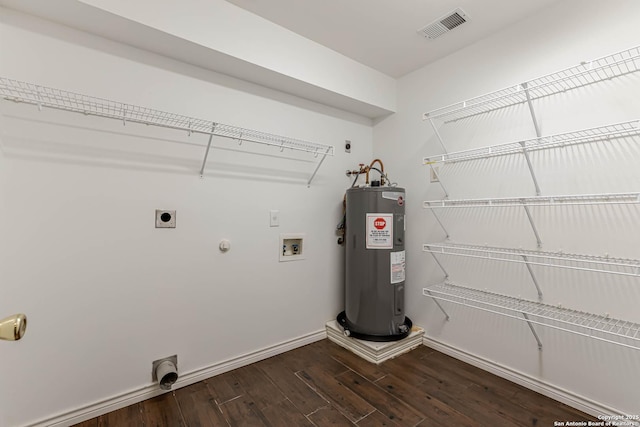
[423,120,640,164]
[0,77,335,156]
[423,282,640,350]
[423,192,640,209]
[423,242,640,277]
[424,45,640,122]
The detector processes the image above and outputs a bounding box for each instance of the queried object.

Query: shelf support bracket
[427,116,448,154]
[520,141,541,196]
[522,82,542,138]
[521,255,543,300]
[307,146,332,187]
[427,208,450,239]
[425,246,450,279]
[522,204,542,248]
[428,163,449,198]
[199,123,217,177]
[425,290,450,320]
[522,312,543,350]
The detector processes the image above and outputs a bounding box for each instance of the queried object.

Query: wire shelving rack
[420,44,640,355]
[423,120,640,165]
[423,282,640,351]
[423,242,640,278]
[423,192,640,247]
[423,192,640,209]
[0,77,334,185]
[422,46,640,155]
[423,120,640,197]
[424,46,640,123]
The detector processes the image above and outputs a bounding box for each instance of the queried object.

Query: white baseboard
[28,331,623,426]
[422,336,625,419]
[29,330,326,427]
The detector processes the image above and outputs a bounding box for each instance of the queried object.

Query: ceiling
[225,0,564,78]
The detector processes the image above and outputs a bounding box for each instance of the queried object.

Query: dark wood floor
[74,339,594,426]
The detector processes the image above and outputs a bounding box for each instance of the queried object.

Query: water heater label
[366,213,393,249]
[390,251,406,284]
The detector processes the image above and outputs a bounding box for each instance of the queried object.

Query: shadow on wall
[0,109,320,185]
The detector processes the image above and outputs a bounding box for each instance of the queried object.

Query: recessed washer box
[280,233,305,262]
[155,210,176,228]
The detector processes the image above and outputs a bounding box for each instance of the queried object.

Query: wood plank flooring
[73,339,595,426]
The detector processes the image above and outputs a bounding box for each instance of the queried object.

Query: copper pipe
[369,159,384,172]
[366,159,385,185]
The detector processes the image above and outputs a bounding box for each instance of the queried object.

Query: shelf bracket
[425,246,450,278]
[425,290,450,320]
[427,116,448,154]
[522,312,543,350]
[521,203,542,248]
[427,208,450,239]
[521,255,543,300]
[520,141,541,196]
[521,82,542,138]
[199,123,217,177]
[428,163,449,198]
[35,88,42,111]
[307,146,332,187]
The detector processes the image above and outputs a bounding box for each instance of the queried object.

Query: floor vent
[418,8,469,40]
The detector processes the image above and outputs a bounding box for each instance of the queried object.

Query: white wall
[0,8,372,427]
[4,0,640,424]
[77,0,396,111]
[0,0,396,118]
[374,0,640,416]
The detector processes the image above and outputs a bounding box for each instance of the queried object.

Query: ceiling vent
[418,8,469,40]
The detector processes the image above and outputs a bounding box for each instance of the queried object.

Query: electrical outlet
[345,140,351,153]
[429,166,440,183]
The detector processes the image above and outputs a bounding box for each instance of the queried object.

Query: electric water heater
[338,185,412,341]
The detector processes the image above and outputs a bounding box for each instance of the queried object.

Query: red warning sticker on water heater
[366,213,393,249]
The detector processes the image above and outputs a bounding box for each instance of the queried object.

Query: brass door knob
[0,314,27,341]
